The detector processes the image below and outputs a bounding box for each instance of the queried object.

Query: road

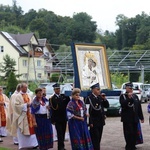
[0,103,149,150]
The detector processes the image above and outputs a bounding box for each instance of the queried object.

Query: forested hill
[0,1,150,50]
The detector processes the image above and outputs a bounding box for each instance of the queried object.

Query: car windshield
[122,84,141,90]
[132,84,140,90]
[142,84,150,90]
[39,83,49,88]
[107,98,119,104]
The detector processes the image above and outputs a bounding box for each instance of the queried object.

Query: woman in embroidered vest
[0,86,9,142]
[31,88,53,150]
[66,88,94,150]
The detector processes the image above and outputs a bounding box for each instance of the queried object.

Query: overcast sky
[1,0,150,32]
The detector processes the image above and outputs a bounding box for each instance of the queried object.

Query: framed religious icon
[71,43,112,91]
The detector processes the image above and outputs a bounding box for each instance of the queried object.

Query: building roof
[38,38,47,47]
[9,33,34,46]
[1,31,28,55]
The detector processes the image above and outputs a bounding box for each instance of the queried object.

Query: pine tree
[6,71,18,97]
[0,54,16,80]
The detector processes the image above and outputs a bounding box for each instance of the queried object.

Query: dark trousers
[123,122,138,150]
[55,121,67,150]
[90,125,103,150]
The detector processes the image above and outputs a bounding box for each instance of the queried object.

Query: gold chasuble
[22,94,35,135]
[0,94,6,126]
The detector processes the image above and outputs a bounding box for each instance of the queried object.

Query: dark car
[102,90,122,116]
[105,96,121,116]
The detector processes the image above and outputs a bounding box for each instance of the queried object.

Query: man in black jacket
[85,83,109,150]
[49,83,70,150]
[119,82,144,150]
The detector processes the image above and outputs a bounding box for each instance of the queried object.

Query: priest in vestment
[0,86,9,142]
[11,83,38,149]
[6,84,21,145]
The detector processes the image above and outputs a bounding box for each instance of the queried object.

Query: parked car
[44,83,56,99]
[105,96,121,116]
[141,84,150,102]
[61,83,73,94]
[38,82,51,88]
[103,90,122,116]
[121,82,146,102]
[146,88,150,100]
[39,82,73,99]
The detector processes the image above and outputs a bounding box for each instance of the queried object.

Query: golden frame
[74,43,111,90]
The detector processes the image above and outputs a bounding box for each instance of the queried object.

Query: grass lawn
[0,147,10,150]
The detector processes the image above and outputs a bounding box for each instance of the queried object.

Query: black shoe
[14,142,18,145]
[32,145,38,149]
[0,140,3,142]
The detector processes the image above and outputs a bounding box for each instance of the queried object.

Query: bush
[28,82,38,92]
[111,72,128,88]
[50,73,60,82]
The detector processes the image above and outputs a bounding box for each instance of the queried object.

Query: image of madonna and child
[66,88,94,150]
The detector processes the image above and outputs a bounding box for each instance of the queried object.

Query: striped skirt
[35,114,53,150]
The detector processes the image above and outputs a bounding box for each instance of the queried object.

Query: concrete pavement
[0,103,149,150]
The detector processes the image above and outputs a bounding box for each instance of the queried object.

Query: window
[23,60,27,66]
[37,73,42,78]
[0,46,4,52]
[23,73,28,78]
[37,60,41,67]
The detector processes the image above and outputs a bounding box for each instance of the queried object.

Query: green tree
[0,25,30,34]
[94,32,103,43]
[29,18,49,38]
[115,12,150,50]
[130,72,140,82]
[0,54,16,80]
[12,0,23,26]
[28,82,38,92]
[55,16,73,45]
[100,30,117,49]
[6,71,18,97]
[50,73,60,82]
[111,72,128,88]
[70,12,97,43]
[0,11,16,26]
[20,9,37,29]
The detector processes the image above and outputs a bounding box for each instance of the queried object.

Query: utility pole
[141,65,144,83]
[30,43,37,83]
[27,46,30,85]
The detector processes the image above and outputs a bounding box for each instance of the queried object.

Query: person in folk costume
[0,86,9,142]
[49,83,70,150]
[31,88,53,150]
[119,82,144,150]
[11,83,38,149]
[85,83,109,150]
[6,83,21,145]
[66,88,94,150]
